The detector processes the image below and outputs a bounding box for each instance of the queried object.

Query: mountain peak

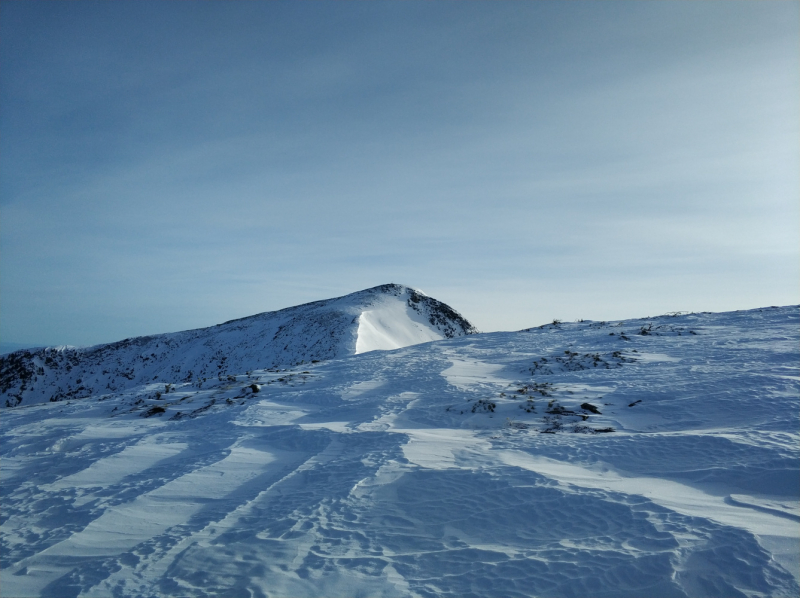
[1,285,476,407]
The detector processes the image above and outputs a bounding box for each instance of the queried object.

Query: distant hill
[0,284,477,407]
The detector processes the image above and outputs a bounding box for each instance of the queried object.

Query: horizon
[2,1,798,348]
[1,284,796,356]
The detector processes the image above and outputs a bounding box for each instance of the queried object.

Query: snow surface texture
[1,302,798,598]
[0,284,477,408]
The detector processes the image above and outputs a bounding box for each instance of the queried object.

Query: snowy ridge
[0,284,476,407]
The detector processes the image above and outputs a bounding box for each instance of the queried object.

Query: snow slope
[1,305,798,597]
[0,284,477,408]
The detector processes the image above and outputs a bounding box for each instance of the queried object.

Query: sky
[1,1,798,349]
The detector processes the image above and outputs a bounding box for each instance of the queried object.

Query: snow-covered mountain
[1,303,798,597]
[0,284,477,408]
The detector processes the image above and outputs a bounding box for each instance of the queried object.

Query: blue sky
[1,1,798,348]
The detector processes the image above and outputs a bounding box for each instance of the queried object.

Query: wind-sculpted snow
[1,306,798,597]
[0,284,477,408]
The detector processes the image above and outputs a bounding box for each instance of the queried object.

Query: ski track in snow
[1,306,798,597]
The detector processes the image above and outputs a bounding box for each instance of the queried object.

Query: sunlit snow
[355,295,446,354]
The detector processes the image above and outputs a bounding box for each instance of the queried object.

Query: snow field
[0,305,798,597]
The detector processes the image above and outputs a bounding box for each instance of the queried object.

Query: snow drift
[0,284,477,407]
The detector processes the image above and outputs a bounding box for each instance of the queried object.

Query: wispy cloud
[1,1,797,344]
